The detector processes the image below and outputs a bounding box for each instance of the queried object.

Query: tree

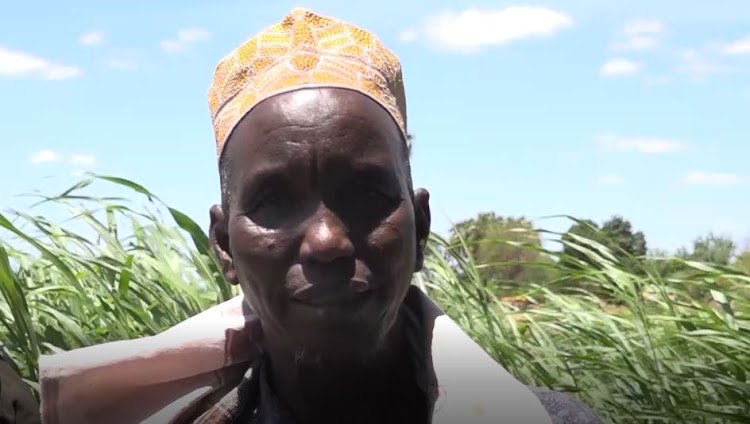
[561,219,605,266]
[644,248,675,275]
[562,216,647,271]
[601,216,647,258]
[448,213,554,289]
[678,233,736,265]
[734,251,750,274]
[673,234,738,300]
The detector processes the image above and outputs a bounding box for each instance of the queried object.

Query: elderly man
[39,9,603,424]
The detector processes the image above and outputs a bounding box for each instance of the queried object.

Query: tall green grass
[416,229,750,423]
[0,175,236,388]
[1,176,749,423]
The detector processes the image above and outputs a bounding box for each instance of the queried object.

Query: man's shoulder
[528,386,605,424]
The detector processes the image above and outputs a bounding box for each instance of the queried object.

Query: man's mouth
[290,279,373,306]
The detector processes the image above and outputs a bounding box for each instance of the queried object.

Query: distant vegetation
[1,176,748,423]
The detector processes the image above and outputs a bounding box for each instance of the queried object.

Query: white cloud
[409,7,572,53]
[400,28,418,43]
[109,58,137,70]
[597,175,624,186]
[0,46,82,80]
[161,27,211,53]
[80,31,105,46]
[70,154,96,166]
[610,36,658,52]
[29,149,62,164]
[601,58,641,76]
[178,28,210,42]
[720,36,750,56]
[598,134,686,154]
[683,172,741,185]
[623,20,663,37]
[610,20,663,52]
[45,66,82,80]
[161,40,184,53]
[677,49,729,81]
[108,48,140,70]
[644,74,673,87]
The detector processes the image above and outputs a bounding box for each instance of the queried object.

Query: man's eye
[356,186,386,200]
[352,186,400,207]
[244,188,303,229]
[359,187,380,198]
[250,191,285,212]
[261,193,281,205]
[338,185,401,226]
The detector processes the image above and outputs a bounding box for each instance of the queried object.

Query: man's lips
[289,278,372,306]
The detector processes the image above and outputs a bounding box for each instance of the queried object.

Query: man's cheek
[367,213,413,263]
[239,271,285,334]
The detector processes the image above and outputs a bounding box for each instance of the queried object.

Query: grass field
[1,175,748,423]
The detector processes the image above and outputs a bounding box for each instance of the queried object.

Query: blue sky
[1,0,750,254]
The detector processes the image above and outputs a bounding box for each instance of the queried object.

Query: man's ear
[413,188,431,272]
[209,205,238,285]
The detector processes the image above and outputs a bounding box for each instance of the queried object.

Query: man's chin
[286,301,390,337]
[288,328,388,366]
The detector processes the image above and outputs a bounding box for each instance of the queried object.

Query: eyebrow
[237,156,402,201]
[346,162,398,182]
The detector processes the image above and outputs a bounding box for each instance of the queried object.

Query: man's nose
[299,207,354,263]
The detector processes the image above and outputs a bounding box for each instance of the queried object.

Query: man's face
[210,88,430,362]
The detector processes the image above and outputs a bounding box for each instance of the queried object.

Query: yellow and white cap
[208,8,408,161]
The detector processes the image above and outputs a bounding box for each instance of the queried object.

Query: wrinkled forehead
[224,88,406,169]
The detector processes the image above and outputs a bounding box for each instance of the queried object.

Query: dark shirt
[0,355,40,424]
[236,303,438,424]
[240,356,604,424]
[193,298,604,424]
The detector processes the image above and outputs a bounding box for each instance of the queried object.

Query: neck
[262,312,416,423]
